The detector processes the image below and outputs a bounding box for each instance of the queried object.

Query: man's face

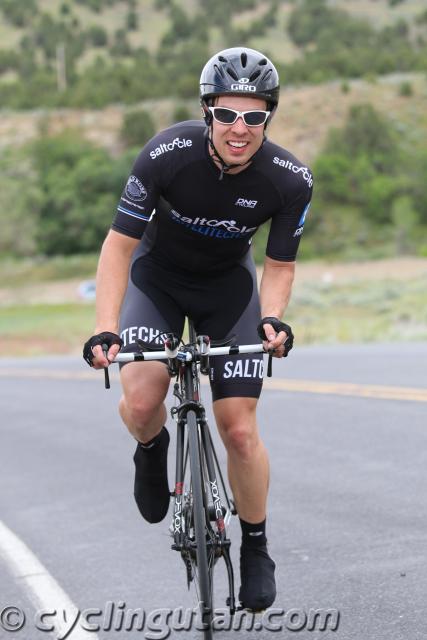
[209,95,268,170]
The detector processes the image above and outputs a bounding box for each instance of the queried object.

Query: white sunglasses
[209,106,270,127]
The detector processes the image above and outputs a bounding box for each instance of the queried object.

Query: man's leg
[117,253,186,523]
[213,397,268,522]
[119,360,170,443]
[119,361,172,523]
[213,396,276,611]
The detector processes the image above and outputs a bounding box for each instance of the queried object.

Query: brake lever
[102,343,110,389]
[267,349,273,378]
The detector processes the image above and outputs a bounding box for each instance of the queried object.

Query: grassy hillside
[1,0,426,110]
[1,72,425,164]
[1,0,426,61]
[1,0,426,264]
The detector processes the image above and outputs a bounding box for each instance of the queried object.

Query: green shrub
[127,10,138,30]
[121,109,156,147]
[87,25,108,47]
[0,0,38,26]
[172,105,192,123]
[398,81,413,96]
[30,132,128,255]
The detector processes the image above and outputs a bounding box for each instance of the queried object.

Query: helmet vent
[214,63,225,79]
[249,70,261,82]
[218,55,228,62]
[241,52,248,67]
[226,66,239,81]
[261,68,273,83]
[258,58,268,66]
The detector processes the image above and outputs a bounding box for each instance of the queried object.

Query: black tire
[187,410,214,639]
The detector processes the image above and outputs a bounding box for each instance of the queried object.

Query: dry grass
[1,73,426,165]
[1,257,427,356]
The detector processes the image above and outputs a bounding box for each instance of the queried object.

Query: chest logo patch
[235,198,258,208]
[125,175,147,202]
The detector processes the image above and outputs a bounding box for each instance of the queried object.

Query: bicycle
[102,321,274,639]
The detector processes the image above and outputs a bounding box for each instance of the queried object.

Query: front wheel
[187,410,214,639]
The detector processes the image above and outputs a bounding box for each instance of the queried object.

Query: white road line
[0,520,99,640]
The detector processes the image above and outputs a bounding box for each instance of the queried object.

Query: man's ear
[201,100,213,125]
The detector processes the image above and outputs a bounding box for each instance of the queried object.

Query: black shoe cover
[239,544,276,611]
[133,427,170,523]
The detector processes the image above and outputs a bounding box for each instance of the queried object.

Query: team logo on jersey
[293,202,311,237]
[298,202,311,227]
[170,209,257,239]
[235,198,258,208]
[273,157,313,188]
[149,137,192,159]
[125,175,147,202]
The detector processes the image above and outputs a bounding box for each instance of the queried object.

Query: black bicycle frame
[171,324,236,615]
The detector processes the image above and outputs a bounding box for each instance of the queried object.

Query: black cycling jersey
[115,120,313,400]
[112,120,313,273]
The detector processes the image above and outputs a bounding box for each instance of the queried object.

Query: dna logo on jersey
[235,198,258,208]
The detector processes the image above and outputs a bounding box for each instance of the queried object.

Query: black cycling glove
[257,317,294,356]
[83,332,123,366]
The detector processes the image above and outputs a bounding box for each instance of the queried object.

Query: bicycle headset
[199,47,280,179]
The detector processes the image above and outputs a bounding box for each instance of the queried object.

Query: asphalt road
[1,343,426,640]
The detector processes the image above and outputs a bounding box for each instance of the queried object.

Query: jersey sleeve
[266,177,313,262]
[111,146,161,239]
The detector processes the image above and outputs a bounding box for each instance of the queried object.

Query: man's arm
[259,257,295,356]
[91,229,140,368]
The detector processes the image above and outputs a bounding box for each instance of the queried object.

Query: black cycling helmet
[200,46,280,124]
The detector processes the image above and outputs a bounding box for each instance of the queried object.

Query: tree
[30,132,127,255]
[121,109,156,147]
[87,25,108,47]
[0,153,41,257]
[310,104,415,257]
[324,104,400,172]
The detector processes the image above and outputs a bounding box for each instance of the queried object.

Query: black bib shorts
[119,251,264,401]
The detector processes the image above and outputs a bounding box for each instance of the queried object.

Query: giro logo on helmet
[230,83,256,92]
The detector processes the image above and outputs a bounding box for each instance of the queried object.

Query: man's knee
[120,393,162,426]
[214,398,259,461]
[120,362,169,427]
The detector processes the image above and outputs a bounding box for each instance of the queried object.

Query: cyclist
[84,46,313,612]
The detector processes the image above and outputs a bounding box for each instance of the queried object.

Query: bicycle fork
[171,408,236,616]
[199,418,236,615]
